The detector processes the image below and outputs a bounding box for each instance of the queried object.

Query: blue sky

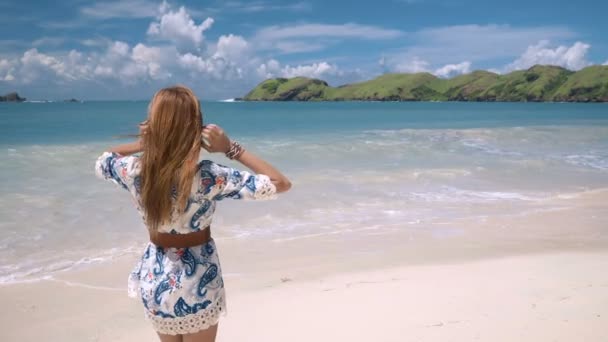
[1,0,607,100]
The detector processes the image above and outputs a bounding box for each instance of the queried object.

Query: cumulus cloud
[256,59,339,79]
[89,41,179,83]
[0,3,261,98]
[505,40,591,71]
[147,4,214,49]
[178,53,244,80]
[19,49,69,83]
[131,44,175,80]
[0,58,16,81]
[394,57,430,73]
[604,60,608,65]
[434,61,472,78]
[213,34,250,64]
[281,62,337,79]
[174,33,252,81]
[0,41,178,85]
[392,57,472,77]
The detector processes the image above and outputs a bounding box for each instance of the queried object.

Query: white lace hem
[145,296,226,335]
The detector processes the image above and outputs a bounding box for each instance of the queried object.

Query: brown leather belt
[149,226,212,248]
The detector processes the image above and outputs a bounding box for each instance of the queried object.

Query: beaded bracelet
[225,140,245,160]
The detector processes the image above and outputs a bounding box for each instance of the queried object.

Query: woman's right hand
[202,124,231,153]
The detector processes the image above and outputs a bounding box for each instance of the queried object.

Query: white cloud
[392,24,576,65]
[131,43,175,79]
[19,49,68,83]
[174,34,252,81]
[505,40,591,71]
[14,48,96,83]
[218,1,311,13]
[109,41,130,57]
[89,41,178,83]
[256,59,338,79]
[213,34,250,64]
[0,58,16,81]
[280,62,337,79]
[94,66,113,77]
[64,50,94,81]
[604,60,608,66]
[394,57,430,73]
[434,61,471,78]
[147,5,214,49]
[81,38,111,47]
[255,23,402,41]
[0,59,11,72]
[392,57,472,77]
[253,23,402,54]
[32,37,67,47]
[177,53,245,80]
[272,41,325,54]
[81,0,160,19]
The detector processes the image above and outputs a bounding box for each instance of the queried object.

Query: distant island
[0,92,26,102]
[242,65,608,102]
[0,93,82,103]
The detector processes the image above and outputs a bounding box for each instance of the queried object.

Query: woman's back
[96,153,276,234]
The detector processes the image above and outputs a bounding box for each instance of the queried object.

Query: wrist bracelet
[225,140,245,160]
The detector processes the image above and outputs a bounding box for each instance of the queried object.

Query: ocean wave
[460,138,523,157]
[0,246,141,285]
[561,153,608,170]
[407,187,539,203]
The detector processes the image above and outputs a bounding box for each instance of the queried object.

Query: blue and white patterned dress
[95,152,276,335]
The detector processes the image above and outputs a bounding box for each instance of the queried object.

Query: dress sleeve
[95,152,136,191]
[206,161,277,201]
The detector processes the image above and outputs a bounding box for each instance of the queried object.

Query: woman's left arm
[108,140,143,156]
[95,122,146,188]
[107,121,147,156]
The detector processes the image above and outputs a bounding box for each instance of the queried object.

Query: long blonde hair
[140,85,202,231]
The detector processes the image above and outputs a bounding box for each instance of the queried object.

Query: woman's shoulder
[197,159,233,178]
[198,159,225,170]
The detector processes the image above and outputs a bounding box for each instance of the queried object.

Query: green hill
[242,65,608,102]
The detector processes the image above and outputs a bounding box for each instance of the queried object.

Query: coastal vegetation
[243,65,608,102]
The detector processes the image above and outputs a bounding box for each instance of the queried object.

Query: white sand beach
[3,252,607,342]
[2,189,607,341]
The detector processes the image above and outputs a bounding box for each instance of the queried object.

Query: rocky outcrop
[0,92,26,102]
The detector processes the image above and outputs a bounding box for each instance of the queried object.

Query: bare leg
[182,324,218,342]
[157,333,183,342]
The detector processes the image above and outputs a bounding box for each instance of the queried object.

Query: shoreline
[2,186,608,289]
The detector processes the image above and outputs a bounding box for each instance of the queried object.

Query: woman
[95,85,291,342]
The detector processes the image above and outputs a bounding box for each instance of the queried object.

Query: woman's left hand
[202,124,231,153]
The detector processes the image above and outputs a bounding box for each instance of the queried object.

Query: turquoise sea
[1,101,607,283]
